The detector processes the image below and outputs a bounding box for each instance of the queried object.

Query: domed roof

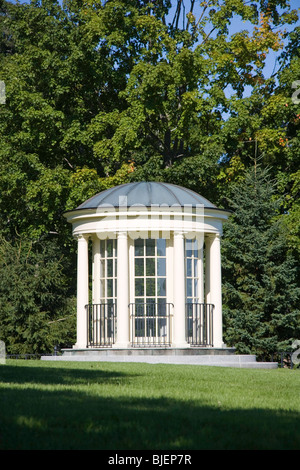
[76,181,217,210]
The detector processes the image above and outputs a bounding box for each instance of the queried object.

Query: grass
[0,359,299,450]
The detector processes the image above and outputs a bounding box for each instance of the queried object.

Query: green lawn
[0,359,299,450]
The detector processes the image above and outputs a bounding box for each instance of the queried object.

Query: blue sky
[168,0,299,77]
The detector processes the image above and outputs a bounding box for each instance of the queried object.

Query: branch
[63,157,74,169]
[172,0,183,29]
[48,314,75,324]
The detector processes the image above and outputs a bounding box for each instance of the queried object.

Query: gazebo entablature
[64,183,230,351]
[68,204,226,239]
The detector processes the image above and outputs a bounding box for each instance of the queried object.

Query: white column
[115,231,130,348]
[172,231,189,347]
[197,235,204,303]
[208,233,223,348]
[92,238,101,344]
[205,235,212,303]
[75,234,89,349]
[92,237,101,304]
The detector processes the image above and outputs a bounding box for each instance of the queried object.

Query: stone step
[60,347,237,357]
[41,353,278,369]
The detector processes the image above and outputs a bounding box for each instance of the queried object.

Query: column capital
[173,230,187,239]
[116,231,128,239]
[205,232,221,241]
[75,233,90,241]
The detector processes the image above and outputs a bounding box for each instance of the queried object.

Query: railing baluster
[86,302,214,348]
[129,302,173,347]
[86,303,116,348]
[186,303,214,347]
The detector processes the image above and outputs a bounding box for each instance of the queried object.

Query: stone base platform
[41,347,278,369]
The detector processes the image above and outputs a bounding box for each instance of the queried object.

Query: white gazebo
[64,181,231,352]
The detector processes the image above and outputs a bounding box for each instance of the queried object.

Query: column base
[73,343,87,349]
[114,342,131,349]
[171,342,190,349]
[213,341,226,349]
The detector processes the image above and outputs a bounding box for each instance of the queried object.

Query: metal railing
[129,302,173,347]
[186,303,214,347]
[86,302,214,348]
[86,303,116,347]
[270,351,300,369]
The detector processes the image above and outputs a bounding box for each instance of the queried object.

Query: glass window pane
[100,259,105,278]
[107,258,113,277]
[194,279,198,298]
[157,238,166,256]
[157,298,166,316]
[146,278,155,296]
[193,238,198,258]
[146,299,155,318]
[107,239,113,257]
[158,317,167,335]
[194,259,198,277]
[100,279,105,297]
[186,258,192,277]
[146,257,155,276]
[187,279,192,297]
[146,317,155,335]
[157,257,166,276]
[134,302,144,318]
[135,258,144,276]
[135,278,144,296]
[157,278,166,296]
[107,278,113,297]
[146,239,155,256]
[100,240,105,257]
[135,239,144,256]
[135,316,145,335]
[186,239,193,257]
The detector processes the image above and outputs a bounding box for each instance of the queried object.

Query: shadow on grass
[0,361,133,386]
[0,363,299,450]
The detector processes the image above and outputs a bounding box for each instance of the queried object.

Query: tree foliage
[0,236,76,354]
[222,167,300,357]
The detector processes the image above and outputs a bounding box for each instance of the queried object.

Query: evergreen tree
[222,166,300,358]
[0,236,76,354]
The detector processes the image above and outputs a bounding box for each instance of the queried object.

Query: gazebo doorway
[131,238,170,347]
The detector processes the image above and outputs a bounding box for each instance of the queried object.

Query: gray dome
[76,182,218,210]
